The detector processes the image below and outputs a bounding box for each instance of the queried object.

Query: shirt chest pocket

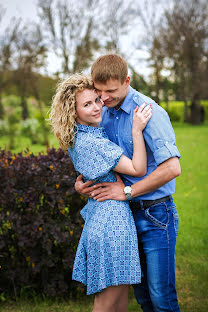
[120,135,133,158]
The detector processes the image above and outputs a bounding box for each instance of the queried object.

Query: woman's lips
[93,113,101,118]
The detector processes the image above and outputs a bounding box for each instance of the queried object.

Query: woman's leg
[115,285,129,312]
[92,285,129,312]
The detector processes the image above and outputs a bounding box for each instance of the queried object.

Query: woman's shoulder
[75,130,97,147]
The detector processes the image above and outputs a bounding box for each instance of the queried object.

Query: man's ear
[125,76,130,86]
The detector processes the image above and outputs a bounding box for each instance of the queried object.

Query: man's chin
[104,101,112,107]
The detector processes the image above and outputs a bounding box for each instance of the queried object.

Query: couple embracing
[50,54,181,312]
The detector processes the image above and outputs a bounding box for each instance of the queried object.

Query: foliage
[19,119,44,144]
[1,95,51,147]
[159,0,208,123]
[0,148,86,298]
[161,100,208,122]
[37,0,137,75]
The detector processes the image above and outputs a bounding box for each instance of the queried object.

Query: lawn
[0,123,208,311]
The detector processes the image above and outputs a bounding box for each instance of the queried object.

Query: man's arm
[91,157,181,202]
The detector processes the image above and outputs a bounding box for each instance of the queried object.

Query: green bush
[168,108,182,122]
[0,120,9,136]
[201,100,208,121]
[161,100,208,122]
[0,148,85,298]
[19,118,48,144]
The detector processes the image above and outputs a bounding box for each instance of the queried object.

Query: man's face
[94,77,130,109]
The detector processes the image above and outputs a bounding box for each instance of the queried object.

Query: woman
[49,74,152,312]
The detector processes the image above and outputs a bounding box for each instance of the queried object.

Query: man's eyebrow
[95,87,117,92]
[106,88,117,92]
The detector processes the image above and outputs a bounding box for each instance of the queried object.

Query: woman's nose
[93,102,101,110]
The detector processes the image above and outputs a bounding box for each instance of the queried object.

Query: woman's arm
[114,103,152,177]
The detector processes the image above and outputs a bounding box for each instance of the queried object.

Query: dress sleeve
[72,135,123,180]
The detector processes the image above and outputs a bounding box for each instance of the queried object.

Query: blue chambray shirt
[100,86,181,201]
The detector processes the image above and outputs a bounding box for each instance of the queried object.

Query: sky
[0,0,38,24]
[0,0,152,78]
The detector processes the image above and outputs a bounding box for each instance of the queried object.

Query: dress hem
[72,276,141,295]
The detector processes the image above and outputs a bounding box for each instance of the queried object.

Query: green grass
[0,123,208,311]
[0,289,139,312]
[0,296,94,312]
[172,123,208,311]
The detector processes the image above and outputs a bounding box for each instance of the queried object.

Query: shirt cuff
[153,141,181,165]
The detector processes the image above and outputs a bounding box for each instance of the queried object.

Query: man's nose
[100,92,109,101]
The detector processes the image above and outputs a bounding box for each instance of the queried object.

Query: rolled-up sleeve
[143,104,181,165]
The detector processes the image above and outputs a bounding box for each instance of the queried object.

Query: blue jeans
[132,197,180,312]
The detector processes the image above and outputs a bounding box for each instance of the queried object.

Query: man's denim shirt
[100,86,181,201]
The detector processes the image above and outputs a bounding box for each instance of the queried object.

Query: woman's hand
[133,103,152,133]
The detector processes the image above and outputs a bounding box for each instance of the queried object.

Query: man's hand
[75,175,95,197]
[91,174,126,202]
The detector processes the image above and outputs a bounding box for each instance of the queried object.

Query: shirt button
[116,117,119,119]
[116,134,118,137]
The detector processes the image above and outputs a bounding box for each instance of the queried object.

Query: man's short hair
[91,54,128,84]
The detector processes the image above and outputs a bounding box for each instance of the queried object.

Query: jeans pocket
[172,209,179,237]
[144,204,168,229]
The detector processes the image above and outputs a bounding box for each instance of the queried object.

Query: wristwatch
[123,186,133,200]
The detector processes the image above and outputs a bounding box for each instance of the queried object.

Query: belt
[129,196,172,211]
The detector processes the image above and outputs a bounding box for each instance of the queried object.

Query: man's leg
[133,199,180,312]
[133,242,154,312]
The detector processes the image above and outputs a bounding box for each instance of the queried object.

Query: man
[75,54,181,311]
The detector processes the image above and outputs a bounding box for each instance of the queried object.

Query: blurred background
[0,0,207,311]
[0,0,208,152]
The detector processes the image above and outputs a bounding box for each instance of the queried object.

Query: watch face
[124,186,132,194]
[124,186,132,200]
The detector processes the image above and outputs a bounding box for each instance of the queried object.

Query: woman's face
[76,89,103,127]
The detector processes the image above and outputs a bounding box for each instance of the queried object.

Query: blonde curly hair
[49,73,94,150]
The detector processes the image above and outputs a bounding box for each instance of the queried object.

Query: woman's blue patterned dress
[68,124,141,295]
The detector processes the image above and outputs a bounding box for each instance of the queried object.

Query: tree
[13,24,47,120]
[101,0,138,53]
[133,0,169,104]
[160,0,208,124]
[0,7,20,119]
[38,0,140,76]
[37,0,101,75]
[130,68,150,96]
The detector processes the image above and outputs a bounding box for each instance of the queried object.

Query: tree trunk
[32,81,49,146]
[0,94,4,119]
[37,99,48,146]
[21,97,29,120]
[184,100,190,123]
[190,93,201,124]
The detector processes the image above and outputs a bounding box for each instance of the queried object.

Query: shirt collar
[108,86,134,115]
[77,123,105,138]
